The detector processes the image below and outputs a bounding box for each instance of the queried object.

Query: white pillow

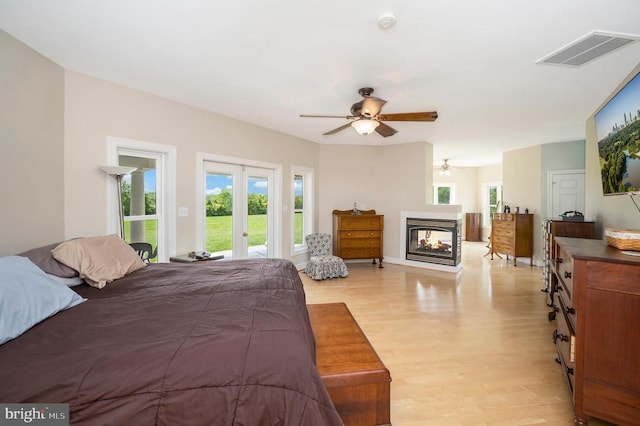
[0,256,86,345]
[51,234,146,289]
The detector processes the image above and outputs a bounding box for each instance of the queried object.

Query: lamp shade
[99,165,137,176]
[351,119,380,135]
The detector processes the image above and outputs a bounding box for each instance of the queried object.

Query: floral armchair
[304,233,348,280]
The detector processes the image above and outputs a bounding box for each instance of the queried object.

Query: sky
[123,170,302,196]
[206,174,272,196]
[122,169,156,192]
[595,71,640,143]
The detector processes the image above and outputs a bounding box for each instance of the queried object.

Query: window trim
[106,136,176,261]
[291,166,314,255]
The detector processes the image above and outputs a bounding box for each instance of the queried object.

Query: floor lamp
[99,165,137,240]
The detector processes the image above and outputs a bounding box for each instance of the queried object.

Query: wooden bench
[307,303,391,426]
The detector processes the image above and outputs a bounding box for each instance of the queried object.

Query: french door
[203,161,274,259]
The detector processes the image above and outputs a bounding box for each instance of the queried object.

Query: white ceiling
[1,0,639,167]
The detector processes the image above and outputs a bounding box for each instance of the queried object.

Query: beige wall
[586,62,640,237]
[0,30,438,263]
[318,142,432,259]
[0,31,65,256]
[63,71,320,261]
[503,145,543,264]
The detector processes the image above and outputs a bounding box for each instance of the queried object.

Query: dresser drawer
[493,213,514,222]
[340,238,381,249]
[556,281,576,331]
[337,216,383,231]
[555,245,574,300]
[491,233,513,244]
[493,226,516,238]
[555,296,576,397]
[340,230,382,239]
[491,235,514,252]
[341,247,381,259]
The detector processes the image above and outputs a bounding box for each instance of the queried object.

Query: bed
[0,238,342,425]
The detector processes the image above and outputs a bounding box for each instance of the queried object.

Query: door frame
[196,152,282,258]
[546,168,585,218]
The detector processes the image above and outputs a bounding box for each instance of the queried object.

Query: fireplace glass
[406,218,461,266]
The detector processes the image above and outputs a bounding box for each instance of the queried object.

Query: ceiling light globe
[351,119,380,135]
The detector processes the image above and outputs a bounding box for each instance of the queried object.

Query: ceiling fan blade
[377,111,438,122]
[375,122,398,137]
[323,122,354,135]
[300,114,356,119]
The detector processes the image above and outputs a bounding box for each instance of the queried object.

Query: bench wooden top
[307,302,390,387]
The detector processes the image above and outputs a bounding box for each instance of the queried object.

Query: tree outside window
[433,184,456,205]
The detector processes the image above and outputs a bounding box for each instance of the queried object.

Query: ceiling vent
[537,31,639,67]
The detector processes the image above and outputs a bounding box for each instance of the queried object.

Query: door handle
[242,232,248,237]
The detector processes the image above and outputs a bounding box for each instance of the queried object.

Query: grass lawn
[126,213,303,254]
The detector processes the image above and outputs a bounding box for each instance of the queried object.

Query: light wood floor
[300,242,613,426]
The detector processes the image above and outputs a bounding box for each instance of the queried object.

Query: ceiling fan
[300,87,438,137]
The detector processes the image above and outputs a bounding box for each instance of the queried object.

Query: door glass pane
[205,172,233,256]
[119,155,158,248]
[247,175,268,258]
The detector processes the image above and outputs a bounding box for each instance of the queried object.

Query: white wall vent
[537,31,639,67]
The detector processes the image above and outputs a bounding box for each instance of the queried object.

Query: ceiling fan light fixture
[351,119,380,135]
[439,159,451,176]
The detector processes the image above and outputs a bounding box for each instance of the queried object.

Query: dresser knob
[564,271,572,279]
[566,367,574,375]
[567,307,575,315]
[556,258,563,264]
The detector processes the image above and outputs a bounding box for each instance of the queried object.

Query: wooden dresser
[333,209,384,268]
[465,212,482,241]
[490,213,533,266]
[542,219,596,319]
[551,237,640,425]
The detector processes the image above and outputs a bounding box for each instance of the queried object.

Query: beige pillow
[51,235,146,289]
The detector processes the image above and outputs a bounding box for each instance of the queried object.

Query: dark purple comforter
[0,258,342,425]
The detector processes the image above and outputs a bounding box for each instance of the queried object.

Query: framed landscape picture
[595,71,640,195]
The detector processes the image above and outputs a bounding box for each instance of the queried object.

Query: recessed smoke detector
[537,30,640,67]
[377,12,396,30]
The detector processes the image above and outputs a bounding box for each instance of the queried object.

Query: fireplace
[406,218,461,267]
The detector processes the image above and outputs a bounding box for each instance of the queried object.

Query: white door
[549,171,585,218]
[203,162,274,259]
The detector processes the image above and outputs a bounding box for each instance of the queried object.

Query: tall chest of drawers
[332,209,384,268]
[490,213,534,266]
[552,237,640,425]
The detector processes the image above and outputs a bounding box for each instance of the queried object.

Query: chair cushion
[305,255,348,280]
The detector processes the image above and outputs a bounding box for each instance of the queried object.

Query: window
[433,183,456,205]
[119,154,159,259]
[292,166,313,254]
[483,182,503,226]
[107,137,176,262]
